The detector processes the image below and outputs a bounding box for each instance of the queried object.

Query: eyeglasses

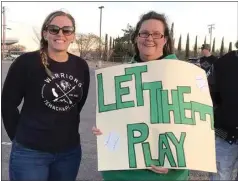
[138,32,164,39]
[46,25,75,36]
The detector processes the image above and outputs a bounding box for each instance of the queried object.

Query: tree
[170,22,175,47]
[112,38,115,49]
[212,38,215,53]
[173,38,175,49]
[121,23,135,44]
[214,49,220,57]
[103,34,108,61]
[111,37,126,61]
[185,33,190,59]
[109,36,112,50]
[177,34,182,52]
[75,33,101,57]
[112,23,135,61]
[9,44,26,51]
[228,42,232,52]
[175,34,183,59]
[194,35,198,57]
[204,36,207,44]
[220,37,224,57]
[170,23,174,37]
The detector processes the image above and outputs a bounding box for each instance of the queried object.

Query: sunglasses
[46,25,75,36]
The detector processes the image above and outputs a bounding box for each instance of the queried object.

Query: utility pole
[2,6,6,59]
[208,24,215,48]
[98,6,104,66]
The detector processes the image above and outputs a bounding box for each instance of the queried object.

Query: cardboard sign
[95,60,216,173]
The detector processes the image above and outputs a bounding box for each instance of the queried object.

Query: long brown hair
[40,10,76,78]
[131,11,174,58]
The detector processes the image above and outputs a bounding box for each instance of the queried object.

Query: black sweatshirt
[208,50,238,144]
[199,55,217,73]
[1,51,90,153]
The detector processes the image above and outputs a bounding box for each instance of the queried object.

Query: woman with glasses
[92,11,189,181]
[2,10,90,181]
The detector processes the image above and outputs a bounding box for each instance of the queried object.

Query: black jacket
[200,55,217,73]
[208,50,238,144]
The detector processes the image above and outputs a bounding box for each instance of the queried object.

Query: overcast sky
[2,1,238,51]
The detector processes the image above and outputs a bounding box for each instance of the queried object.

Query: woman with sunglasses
[92,11,189,181]
[2,10,90,181]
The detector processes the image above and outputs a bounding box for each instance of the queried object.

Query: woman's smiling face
[136,19,167,60]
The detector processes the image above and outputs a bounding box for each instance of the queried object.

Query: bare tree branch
[75,33,101,57]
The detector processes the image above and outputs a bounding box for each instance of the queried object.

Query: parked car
[188,57,201,67]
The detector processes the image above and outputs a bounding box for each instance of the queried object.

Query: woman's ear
[134,36,138,44]
[163,37,167,46]
[69,33,76,44]
[72,34,76,42]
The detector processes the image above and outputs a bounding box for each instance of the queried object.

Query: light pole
[208,24,215,49]
[98,6,104,66]
[2,6,6,59]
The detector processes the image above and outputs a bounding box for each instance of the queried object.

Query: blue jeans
[210,136,238,180]
[9,140,82,181]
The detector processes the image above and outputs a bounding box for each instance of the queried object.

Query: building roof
[1,39,18,45]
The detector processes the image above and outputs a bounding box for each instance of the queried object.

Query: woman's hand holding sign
[92,126,102,136]
[92,126,169,174]
[150,165,169,174]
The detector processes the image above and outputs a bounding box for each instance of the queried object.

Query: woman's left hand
[149,165,169,174]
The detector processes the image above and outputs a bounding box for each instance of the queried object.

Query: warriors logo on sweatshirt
[41,73,83,112]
